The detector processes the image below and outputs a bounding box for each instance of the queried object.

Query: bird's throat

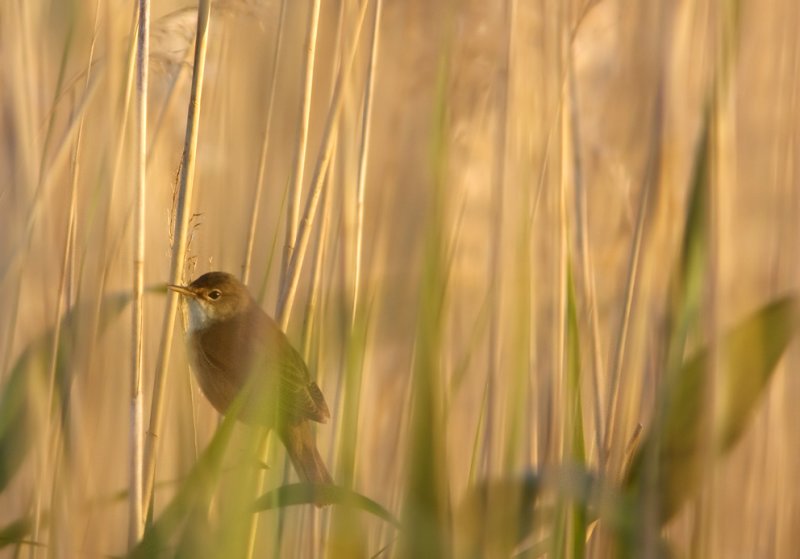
[186,299,213,333]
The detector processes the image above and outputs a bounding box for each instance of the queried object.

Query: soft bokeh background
[1,0,799,557]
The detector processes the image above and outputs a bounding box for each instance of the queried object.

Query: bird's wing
[254,311,331,424]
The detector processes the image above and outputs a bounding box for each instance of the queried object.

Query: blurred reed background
[1,0,799,557]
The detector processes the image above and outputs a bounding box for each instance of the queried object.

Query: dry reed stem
[309,0,345,454]
[147,48,191,168]
[302,185,332,360]
[335,0,385,495]
[602,126,658,472]
[352,0,383,325]
[242,0,289,557]
[555,36,569,468]
[276,0,372,329]
[302,180,332,559]
[242,0,289,285]
[32,134,79,559]
[142,0,212,515]
[30,6,103,554]
[105,5,140,231]
[129,0,149,545]
[0,74,100,290]
[281,0,322,287]
[566,45,605,463]
[483,0,513,480]
[245,3,330,554]
[3,1,796,556]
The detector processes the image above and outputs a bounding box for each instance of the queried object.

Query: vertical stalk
[333,0,384,500]
[32,160,77,559]
[129,0,149,545]
[281,0,322,285]
[565,22,605,463]
[32,117,80,559]
[242,0,289,285]
[602,129,655,469]
[30,5,100,555]
[484,0,512,480]
[276,0,372,327]
[142,0,212,516]
[352,0,383,323]
[241,6,289,551]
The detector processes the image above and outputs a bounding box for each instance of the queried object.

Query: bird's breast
[185,318,256,414]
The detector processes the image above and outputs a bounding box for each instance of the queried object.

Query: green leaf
[128,403,241,559]
[564,263,587,558]
[131,414,398,558]
[565,264,586,465]
[456,472,539,559]
[625,296,798,522]
[397,51,453,559]
[716,297,797,449]
[0,348,42,493]
[0,516,34,549]
[455,465,614,559]
[0,292,131,493]
[663,111,710,388]
[253,483,400,528]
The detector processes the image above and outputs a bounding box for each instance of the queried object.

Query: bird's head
[168,271,253,331]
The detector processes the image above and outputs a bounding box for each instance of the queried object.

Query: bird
[168,271,333,486]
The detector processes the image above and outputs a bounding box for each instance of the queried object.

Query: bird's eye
[207,289,222,300]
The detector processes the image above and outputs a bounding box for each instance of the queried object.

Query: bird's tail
[279,421,333,488]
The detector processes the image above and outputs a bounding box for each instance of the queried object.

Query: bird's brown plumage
[172,272,332,486]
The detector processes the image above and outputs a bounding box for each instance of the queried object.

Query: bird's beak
[167,284,196,297]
